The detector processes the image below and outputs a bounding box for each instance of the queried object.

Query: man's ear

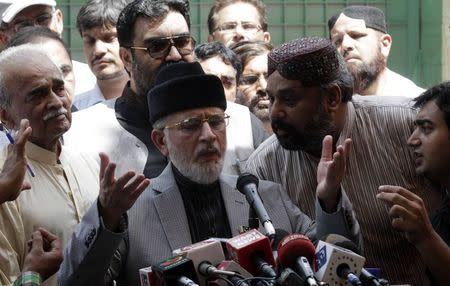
[379,33,392,59]
[207,34,214,43]
[324,85,342,113]
[0,108,15,129]
[120,47,133,74]
[0,30,10,46]
[263,31,271,43]
[151,129,169,156]
[53,9,64,36]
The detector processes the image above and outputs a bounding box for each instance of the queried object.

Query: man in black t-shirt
[377,81,450,285]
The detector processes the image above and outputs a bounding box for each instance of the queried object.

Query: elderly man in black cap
[245,36,442,285]
[58,62,361,286]
[328,5,423,98]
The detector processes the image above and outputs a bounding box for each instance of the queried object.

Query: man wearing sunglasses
[0,0,96,96]
[64,0,195,178]
[59,62,361,286]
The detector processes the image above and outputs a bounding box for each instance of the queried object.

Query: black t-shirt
[114,84,168,178]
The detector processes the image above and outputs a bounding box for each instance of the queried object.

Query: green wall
[57,0,443,88]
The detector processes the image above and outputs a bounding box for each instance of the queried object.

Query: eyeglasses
[163,113,230,132]
[239,73,268,85]
[10,10,55,32]
[215,22,262,34]
[129,34,195,59]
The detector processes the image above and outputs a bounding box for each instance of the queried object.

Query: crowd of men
[0,0,448,286]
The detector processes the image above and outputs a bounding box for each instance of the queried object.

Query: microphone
[216,260,252,286]
[152,255,200,286]
[276,267,306,286]
[315,239,365,286]
[277,234,319,286]
[323,234,383,286]
[139,266,155,286]
[236,173,275,238]
[226,229,276,279]
[360,269,382,286]
[199,261,251,286]
[173,239,226,285]
[271,228,290,261]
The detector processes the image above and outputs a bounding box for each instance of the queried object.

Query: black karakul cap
[328,5,387,34]
[147,62,227,125]
[268,37,340,87]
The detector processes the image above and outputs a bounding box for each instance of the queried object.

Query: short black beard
[132,58,154,97]
[131,50,180,97]
[271,103,336,157]
[346,48,386,94]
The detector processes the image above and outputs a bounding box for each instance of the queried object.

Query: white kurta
[0,142,100,286]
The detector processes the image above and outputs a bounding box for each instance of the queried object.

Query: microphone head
[277,234,316,269]
[152,255,199,285]
[226,229,276,276]
[236,173,259,193]
[322,234,360,255]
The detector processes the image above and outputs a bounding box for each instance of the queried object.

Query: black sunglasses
[129,34,195,59]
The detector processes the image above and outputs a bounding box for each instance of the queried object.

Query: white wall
[443,0,450,80]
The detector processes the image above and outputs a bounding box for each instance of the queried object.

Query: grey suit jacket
[58,164,360,286]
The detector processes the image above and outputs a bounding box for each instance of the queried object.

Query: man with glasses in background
[0,0,96,96]
[64,0,196,178]
[195,41,268,174]
[59,62,361,286]
[232,40,273,134]
[207,0,271,47]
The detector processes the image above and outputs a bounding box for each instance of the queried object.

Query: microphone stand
[248,205,259,230]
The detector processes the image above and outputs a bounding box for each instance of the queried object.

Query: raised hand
[0,119,32,204]
[98,152,150,231]
[377,185,433,245]
[23,227,63,281]
[316,135,352,212]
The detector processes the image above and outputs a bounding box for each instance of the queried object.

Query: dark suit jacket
[58,164,360,285]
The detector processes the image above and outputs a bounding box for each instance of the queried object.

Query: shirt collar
[25,141,60,165]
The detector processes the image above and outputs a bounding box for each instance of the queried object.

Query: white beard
[167,138,224,185]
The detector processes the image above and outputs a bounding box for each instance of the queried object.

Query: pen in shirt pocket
[0,123,35,177]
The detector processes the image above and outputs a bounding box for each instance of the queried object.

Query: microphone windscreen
[322,234,360,255]
[236,173,259,192]
[277,234,316,268]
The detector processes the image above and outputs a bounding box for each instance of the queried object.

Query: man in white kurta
[0,45,99,286]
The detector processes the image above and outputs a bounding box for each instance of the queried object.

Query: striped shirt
[245,95,443,286]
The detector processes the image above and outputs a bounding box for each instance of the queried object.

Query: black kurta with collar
[114,83,168,178]
[172,165,232,243]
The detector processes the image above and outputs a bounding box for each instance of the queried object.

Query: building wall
[443,0,450,80]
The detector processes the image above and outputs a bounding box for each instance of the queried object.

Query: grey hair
[0,44,59,108]
[152,114,170,130]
